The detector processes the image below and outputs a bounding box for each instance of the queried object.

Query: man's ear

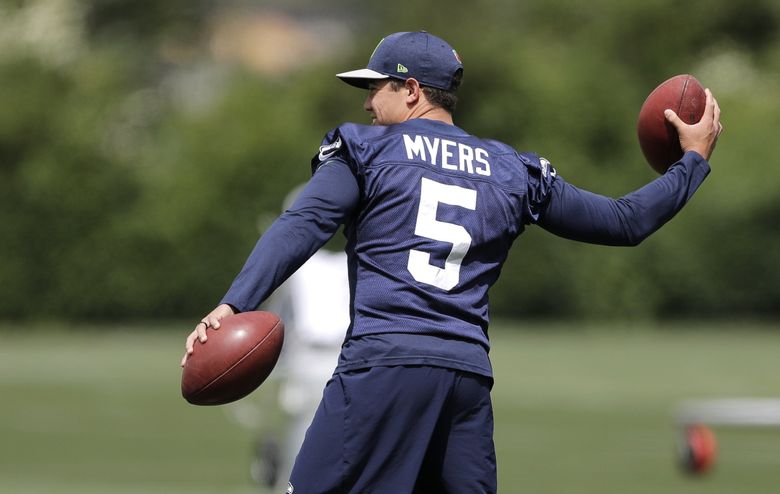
[405,78,422,105]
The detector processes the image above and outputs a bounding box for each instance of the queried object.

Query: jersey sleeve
[537,151,710,246]
[310,125,365,177]
[518,152,559,224]
[220,159,360,312]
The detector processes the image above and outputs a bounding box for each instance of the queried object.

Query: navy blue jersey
[221,118,709,378]
[314,119,554,350]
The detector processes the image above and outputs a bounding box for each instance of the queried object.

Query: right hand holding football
[181,303,236,367]
[664,88,723,161]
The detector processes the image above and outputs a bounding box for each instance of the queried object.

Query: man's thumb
[664,109,679,125]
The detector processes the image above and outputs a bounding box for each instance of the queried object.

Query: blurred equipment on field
[675,398,780,474]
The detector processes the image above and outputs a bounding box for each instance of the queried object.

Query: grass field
[1,321,779,493]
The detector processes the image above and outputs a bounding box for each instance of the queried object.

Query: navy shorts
[287,365,496,493]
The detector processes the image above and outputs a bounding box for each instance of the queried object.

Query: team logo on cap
[396,63,408,73]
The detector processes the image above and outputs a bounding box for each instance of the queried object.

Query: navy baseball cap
[337,31,463,91]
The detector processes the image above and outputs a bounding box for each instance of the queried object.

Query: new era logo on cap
[336,31,463,90]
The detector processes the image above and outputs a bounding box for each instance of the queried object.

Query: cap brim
[336,68,390,89]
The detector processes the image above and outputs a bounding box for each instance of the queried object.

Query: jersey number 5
[407,178,476,291]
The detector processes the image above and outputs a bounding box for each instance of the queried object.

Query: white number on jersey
[407,178,477,291]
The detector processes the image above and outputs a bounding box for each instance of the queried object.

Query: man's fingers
[182,306,234,367]
[664,109,681,128]
[196,321,209,342]
[185,331,197,353]
[181,333,195,366]
[713,93,721,120]
[181,322,210,367]
[702,88,716,123]
[713,96,722,135]
[705,92,723,141]
[184,323,209,353]
[182,309,230,367]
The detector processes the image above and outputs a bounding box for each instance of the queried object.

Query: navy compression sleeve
[538,151,710,246]
[220,160,359,312]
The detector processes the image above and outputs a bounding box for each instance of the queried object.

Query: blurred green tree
[2,0,779,322]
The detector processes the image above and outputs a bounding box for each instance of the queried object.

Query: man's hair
[389,69,462,114]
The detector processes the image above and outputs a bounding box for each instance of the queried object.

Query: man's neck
[406,104,453,125]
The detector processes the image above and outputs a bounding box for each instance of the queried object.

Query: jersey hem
[334,355,493,379]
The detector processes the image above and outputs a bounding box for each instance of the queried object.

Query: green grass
[1,321,779,493]
[490,322,780,493]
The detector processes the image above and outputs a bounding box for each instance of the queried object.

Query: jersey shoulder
[477,138,554,176]
[468,137,559,190]
[311,123,393,174]
[516,151,557,181]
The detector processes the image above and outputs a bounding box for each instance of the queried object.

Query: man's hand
[665,88,723,161]
[180,303,236,367]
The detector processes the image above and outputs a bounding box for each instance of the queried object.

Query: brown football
[181,311,284,406]
[637,74,706,174]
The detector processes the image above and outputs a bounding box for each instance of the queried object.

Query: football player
[183,31,721,492]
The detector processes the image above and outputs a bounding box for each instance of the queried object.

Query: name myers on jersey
[403,134,491,176]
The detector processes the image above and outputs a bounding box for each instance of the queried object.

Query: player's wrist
[219,303,238,314]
